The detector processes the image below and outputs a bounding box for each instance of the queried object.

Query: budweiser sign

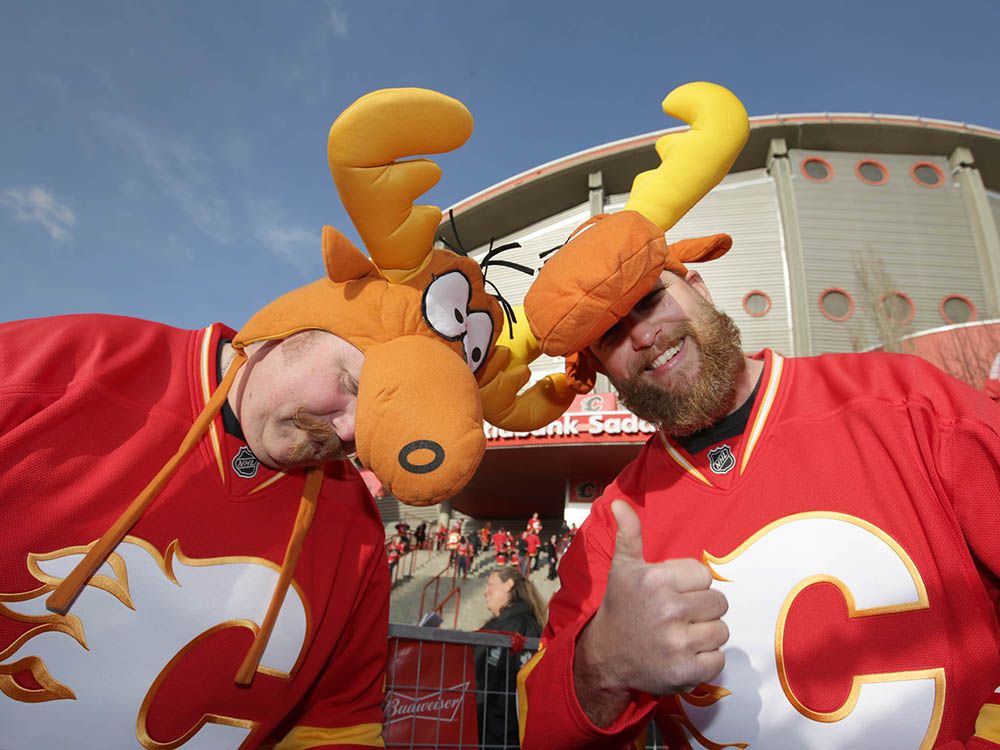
[385,682,469,724]
[383,639,478,749]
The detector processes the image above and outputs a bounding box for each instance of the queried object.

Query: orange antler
[327,88,474,277]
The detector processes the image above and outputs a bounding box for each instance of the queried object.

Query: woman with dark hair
[475,568,545,748]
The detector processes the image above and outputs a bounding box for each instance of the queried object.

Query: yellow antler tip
[625,82,750,232]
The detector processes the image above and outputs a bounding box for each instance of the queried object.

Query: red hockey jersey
[0,315,389,749]
[521,350,1000,749]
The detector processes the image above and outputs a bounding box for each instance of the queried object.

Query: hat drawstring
[235,467,321,686]
[45,350,248,615]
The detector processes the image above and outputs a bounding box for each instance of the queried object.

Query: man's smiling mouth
[645,337,686,371]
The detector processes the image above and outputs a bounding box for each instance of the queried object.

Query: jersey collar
[657,350,785,488]
[196,324,290,496]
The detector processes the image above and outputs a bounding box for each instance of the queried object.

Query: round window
[802,157,832,182]
[880,292,914,324]
[941,295,975,324]
[856,160,887,185]
[911,163,944,188]
[819,289,854,321]
[743,291,771,317]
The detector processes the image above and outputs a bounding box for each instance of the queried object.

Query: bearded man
[518,253,1000,749]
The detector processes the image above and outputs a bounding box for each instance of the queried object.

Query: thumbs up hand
[574,500,729,727]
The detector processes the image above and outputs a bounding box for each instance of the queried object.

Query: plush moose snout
[354,336,487,506]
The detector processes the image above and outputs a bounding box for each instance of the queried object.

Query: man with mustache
[0,84,552,750]
[519,241,1000,749]
[219,328,361,468]
[0,314,386,750]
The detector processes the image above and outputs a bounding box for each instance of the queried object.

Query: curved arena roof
[440,113,1000,251]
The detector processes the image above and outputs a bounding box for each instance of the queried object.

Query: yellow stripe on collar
[198,324,226,482]
[659,432,713,486]
[740,353,784,475]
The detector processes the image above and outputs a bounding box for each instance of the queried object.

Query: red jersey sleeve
[935,394,1000,580]
[931,378,1000,748]
[519,490,656,749]
[271,540,390,749]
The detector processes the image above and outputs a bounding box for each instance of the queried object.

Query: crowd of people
[384,513,580,584]
[480,515,577,581]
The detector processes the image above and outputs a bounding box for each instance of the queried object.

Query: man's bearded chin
[612,302,745,437]
[289,408,349,464]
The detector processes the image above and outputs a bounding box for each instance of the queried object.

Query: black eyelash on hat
[437,210,534,339]
[539,244,563,263]
[436,209,469,257]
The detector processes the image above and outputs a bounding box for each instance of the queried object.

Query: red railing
[429,586,462,630]
[418,558,458,621]
[407,545,418,577]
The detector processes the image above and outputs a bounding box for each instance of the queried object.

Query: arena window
[940,294,976,325]
[879,291,915,325]
[801,157,833,183]
[819,288,854,321]
[855,159,888,186]
[911,162,945,188]
[742,290,772,317]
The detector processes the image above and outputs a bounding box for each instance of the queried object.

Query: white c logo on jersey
[676,513,944,750]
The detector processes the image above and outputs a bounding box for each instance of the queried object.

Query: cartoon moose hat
[525,82,750,359]
[46,88,579,684]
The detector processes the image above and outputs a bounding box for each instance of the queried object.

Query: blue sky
[3,0,998,329]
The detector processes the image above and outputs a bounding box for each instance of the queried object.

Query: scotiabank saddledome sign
[484,392,657,447]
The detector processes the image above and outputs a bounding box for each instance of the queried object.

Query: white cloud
[248,199,321,273]
[254,224,319,271]
[328,2,348,38]
[94,111,233,245]
[1,187,76,241]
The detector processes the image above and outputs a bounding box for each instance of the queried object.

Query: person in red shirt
[394,520,411,549]
[525,530,541,573]
[456,536,473,578]
[516,532,531,576]
[518,78,1000,749]
[491,527,508,556]
[0,316,389,749]
[435,523,448,551]
[446,524,462,561]
[519,245,1000,747]
[527,512,543,535]
[0,86,554,750]
[386,534,406,580]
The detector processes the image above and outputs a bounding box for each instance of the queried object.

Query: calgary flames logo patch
[664,513,944,750]
[0,537,310,749]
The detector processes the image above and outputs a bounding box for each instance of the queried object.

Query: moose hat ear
[322,225,378,283]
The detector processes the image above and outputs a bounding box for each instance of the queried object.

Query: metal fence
[385,624,536,750]
[384,624,667,750]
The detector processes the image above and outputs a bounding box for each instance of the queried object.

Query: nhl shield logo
[232,445,260,478]
[707,444,736,475]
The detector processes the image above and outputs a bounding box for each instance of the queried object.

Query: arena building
[382,112,1000,530]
